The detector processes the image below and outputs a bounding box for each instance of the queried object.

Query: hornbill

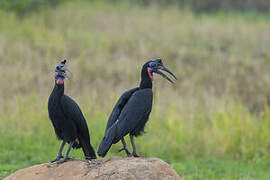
[98,58,176,157]
[48,60,96,163]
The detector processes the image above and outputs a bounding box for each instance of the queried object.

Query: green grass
[1,128,270,179]
[172,158,270,179]
[1,94,270,179]
[2,129,270,179]
[1,1,270,179]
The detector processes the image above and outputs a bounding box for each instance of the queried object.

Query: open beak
[160,66,177,80]
[154,66,177,84]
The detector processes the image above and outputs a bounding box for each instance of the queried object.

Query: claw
[86,156,97,160]
[132,152,143,158]
[50,155,64,163]
[56,159,66,164]
[118,147,131,157]
[118,148,125,152]
[56,157,71,164]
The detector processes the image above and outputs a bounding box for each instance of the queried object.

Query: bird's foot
[132,152,143,158]
[50,155,64,163]
[86,156,97,160]
[56,159,66,164]
[56,157,71,164]
[118,147,132,157]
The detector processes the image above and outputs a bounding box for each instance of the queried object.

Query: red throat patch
[56,78,64,85]
[147,67,154,81]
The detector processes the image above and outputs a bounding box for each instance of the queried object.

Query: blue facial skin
[148,58,163,68]
[148,62,158,68]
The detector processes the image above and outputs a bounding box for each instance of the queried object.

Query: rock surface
[4,157,181,180]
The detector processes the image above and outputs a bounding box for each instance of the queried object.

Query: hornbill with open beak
[98,58,177,157]
[48,60,96,163]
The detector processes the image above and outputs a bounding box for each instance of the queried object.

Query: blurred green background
[1,0,270,179]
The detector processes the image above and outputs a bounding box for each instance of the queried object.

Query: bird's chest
[132,90,153,107]
[123,90,153,116]
[48,98,66,124]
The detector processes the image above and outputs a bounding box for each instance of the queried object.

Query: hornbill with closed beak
[48,60,96,163]
[98,58,177,157]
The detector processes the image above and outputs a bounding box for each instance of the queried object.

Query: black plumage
[48,60,96,163]
[98,58,176,157]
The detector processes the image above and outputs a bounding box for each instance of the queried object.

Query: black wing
[98,88,152,157]
[113,88,153,142]
[60,95,90,140]
[105,87,139,133]
[61,95,96,158]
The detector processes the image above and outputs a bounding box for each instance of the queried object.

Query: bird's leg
[57,141,74,164]
[51,141,66,163]
[130,135,141,157]
[118,138,131,157]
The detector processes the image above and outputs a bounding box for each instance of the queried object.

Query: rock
[4,157,181,180]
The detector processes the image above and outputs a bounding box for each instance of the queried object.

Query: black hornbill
[48,60,96,163]
[98,58,177,157]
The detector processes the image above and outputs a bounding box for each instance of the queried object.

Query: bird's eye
[149,62,157,67]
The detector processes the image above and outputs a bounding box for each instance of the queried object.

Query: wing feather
[98,88,153,157]
[105,87,139,133]
[112,89,153,143]
[60,95,90,141]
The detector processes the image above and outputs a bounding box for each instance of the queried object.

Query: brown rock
[4,157,181,180]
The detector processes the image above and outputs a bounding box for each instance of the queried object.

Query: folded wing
[98,88,153,157]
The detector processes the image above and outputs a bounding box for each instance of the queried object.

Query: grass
[1,1,270,179]
[1,131,269,179]
[172,158,270,179]
[1,94,270,179]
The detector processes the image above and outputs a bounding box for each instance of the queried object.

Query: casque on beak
[63,65,72,76]
[56,60,72,80]
[62,65,72,79]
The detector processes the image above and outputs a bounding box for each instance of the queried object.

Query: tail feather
[98,123,118,157]
[79,136,97,159]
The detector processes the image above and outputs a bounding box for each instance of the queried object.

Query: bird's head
[145,58,177,83]
[54,59,72,85]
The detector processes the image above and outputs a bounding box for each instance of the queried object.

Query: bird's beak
[153,66,177,84]
[63,65,72,75]
[63,65,72,79]
[160,66,177,80]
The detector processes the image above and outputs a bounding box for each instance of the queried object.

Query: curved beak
[160,66,177,80]
[63,65,72,79]
[63,65,72,75]
[153,66,177,84]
